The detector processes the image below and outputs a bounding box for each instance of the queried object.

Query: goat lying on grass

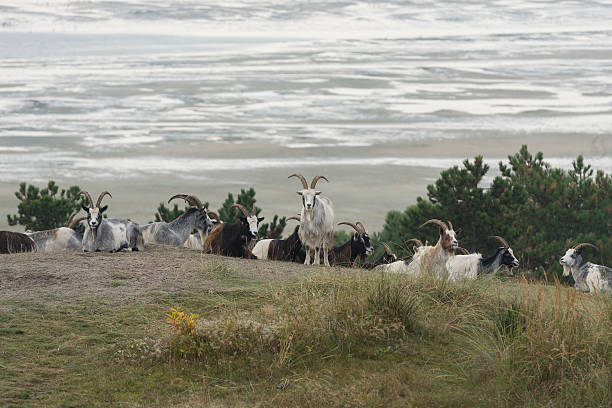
[252,216,302,261]
[446,236,519,281]
[0,231,37,254]
[202,204,263,258]
[560,243,612,293]
[80,191,144,253]
[27,213,85,252]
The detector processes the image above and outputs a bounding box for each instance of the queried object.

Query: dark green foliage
[153,203,185,223]
[7,181,87,232]
[333,230,351,246]
[379,145,612,279]
[257,214,287,239]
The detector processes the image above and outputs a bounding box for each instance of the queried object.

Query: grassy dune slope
[1,246,611,407]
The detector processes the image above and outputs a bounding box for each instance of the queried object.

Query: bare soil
[0,245,328,304]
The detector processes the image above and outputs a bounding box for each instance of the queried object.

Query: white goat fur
[289,174,334,266]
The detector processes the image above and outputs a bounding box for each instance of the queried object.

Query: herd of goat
[1,173,611,293]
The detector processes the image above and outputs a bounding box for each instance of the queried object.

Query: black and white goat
[0,231,37,254]
[202,203,263,258]
[289,173,334,266]
[80,191,144,253]
[368,242,397,269]
[27,213,85,252]
[252,216,302,261]
[446,236,519,281]
[330,221,374,267]
[560,243,612,293]
[142,194,214,247]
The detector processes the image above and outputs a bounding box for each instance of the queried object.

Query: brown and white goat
[202,204,263,258]
[0,231,37,254]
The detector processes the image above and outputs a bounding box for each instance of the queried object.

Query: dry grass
[1,248,611,407]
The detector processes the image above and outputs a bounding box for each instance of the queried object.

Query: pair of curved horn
[286,216,301,222]
[79,191,112,208]
[405,238,424,248]
[288,174,329,189]
[381,242,394,255]
[168,194,203,209]
[230,203,257,217]
[207,211,220,223]
[573,242,598,252]
[456,247,470,255]
[489,236,510,248]
[419,219,452,231]
[338,221,366,234]
[65,213,86,229]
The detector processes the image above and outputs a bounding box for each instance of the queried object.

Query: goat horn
[168,194,202,209]
[287,216,301,222]
[573,243,598,252]
[489,236,509,248]
[447,220,453,230]
[456,247,470,255]
[419,219,448,231]
[95,191,112,208]
[310,175,329,189]
[79,191,94,208]
[405,238,424,247]
[381,242,393,255]
[338,222,360,233]
[66,215,86,230]
[355,221,366,234]
[207,211,220,223]
[230,203,250,218]
[288,174,308,189]
[250,205,257,216]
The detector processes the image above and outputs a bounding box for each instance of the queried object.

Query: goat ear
[240,216,247,223]
[315,191,321,195]
[82,204,89,213]
[296,191,303,196]
[258,217,265,223]
[99,205,108,213]
[353,233,359,241]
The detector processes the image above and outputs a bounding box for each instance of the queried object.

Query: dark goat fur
[267,225,303,262]
[329,232,372,267]
[0,231,37,254]
[202,220,256,258]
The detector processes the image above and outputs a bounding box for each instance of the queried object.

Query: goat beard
[562,264,571,277]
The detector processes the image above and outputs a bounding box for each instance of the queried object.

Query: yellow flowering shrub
[166,306,198,336]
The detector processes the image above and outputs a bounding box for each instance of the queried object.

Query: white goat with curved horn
[560,242,612,293]
[142,194,214,247]
[80,191,144,252]
[289,173,334,266]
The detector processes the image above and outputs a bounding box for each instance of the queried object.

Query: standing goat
[202,204,263,258]
[446,236,519,281]
[0,231,37,254]
[560,243,612,293]
[252,216,302,261]
[27,213,85,252]
[289,173,334,266]
[142,194,214,247]
[80,191,144,252]
[330,221,374,267]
